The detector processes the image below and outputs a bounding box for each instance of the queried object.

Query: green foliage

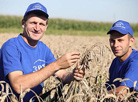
[48,18,112,32]
[0,15,22,28]
[0,15,138,36]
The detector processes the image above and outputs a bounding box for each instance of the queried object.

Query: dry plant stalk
[1,42,138,102]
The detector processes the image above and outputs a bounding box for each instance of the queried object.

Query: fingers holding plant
[73,62,85,81]
[56,51,80,70]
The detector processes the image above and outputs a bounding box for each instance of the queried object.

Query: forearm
[55,70,74,84]
[108,86,128,99]
[9,61,60,94]
[62,72,74,84]
[56,63,85,84]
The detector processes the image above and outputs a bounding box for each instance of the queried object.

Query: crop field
[1,33,138,102]
[0,13,138,102]
[0,15,138,36]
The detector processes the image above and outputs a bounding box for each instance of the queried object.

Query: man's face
[22,13,48,41]
[109,31,133,58]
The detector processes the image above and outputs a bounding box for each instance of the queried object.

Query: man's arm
[55,63,85,84]
[8,52,80,94]
[108,85,128,99]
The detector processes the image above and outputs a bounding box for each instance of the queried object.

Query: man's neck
[21,33,38,47]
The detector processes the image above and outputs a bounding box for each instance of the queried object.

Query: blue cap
[107,20,133,37]
[24,2,49,18]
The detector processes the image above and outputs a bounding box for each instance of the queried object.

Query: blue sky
[0,0,138,24]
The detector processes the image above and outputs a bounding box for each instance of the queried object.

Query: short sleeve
[2,44,23,77]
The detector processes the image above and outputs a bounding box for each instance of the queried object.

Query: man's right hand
[56,52,80,69]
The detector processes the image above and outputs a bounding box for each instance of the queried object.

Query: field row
[0,15,138,36]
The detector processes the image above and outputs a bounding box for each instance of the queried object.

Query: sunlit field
[0,14,138,102]
[1,33,138,101]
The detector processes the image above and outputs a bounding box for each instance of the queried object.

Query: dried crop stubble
[1,34,138,101]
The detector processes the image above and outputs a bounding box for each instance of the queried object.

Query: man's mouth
[33,32,39,35]
[114,49,120,53]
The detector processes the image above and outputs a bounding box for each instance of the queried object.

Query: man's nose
[35,23,40,31]
[114,41,119,47]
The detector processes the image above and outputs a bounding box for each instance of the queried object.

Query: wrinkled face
[22,13,48,41]
[109,31,134,58]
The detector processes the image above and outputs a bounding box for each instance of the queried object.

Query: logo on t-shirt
[33,59,45,72]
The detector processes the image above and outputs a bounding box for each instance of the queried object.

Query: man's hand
[108,85,128,99]
[56,52,80,70]
[54,61,85,84]
[73,63,85,81]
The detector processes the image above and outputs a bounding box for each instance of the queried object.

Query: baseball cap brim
[24,10,49,18]
[107,27,129,35]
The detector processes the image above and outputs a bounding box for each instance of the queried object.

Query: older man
[0,2,84,101]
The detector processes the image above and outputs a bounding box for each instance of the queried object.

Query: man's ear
[22,19,25,28]
[46,24,48,29]
[129,37,135,47]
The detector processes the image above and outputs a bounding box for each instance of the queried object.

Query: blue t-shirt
[107,49,138,91]
[0,34,56,101]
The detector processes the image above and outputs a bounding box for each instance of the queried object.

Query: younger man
[106,20,138,98]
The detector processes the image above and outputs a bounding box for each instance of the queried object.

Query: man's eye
[30,22,36,24]
[118,39,123,42]
[40,23,46,26]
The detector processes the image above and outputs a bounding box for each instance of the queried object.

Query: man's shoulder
[1,35,20,51]
[2,37,18,47]
[3,34,20,44]
[130,49,138,60]
[126,50,138,67]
